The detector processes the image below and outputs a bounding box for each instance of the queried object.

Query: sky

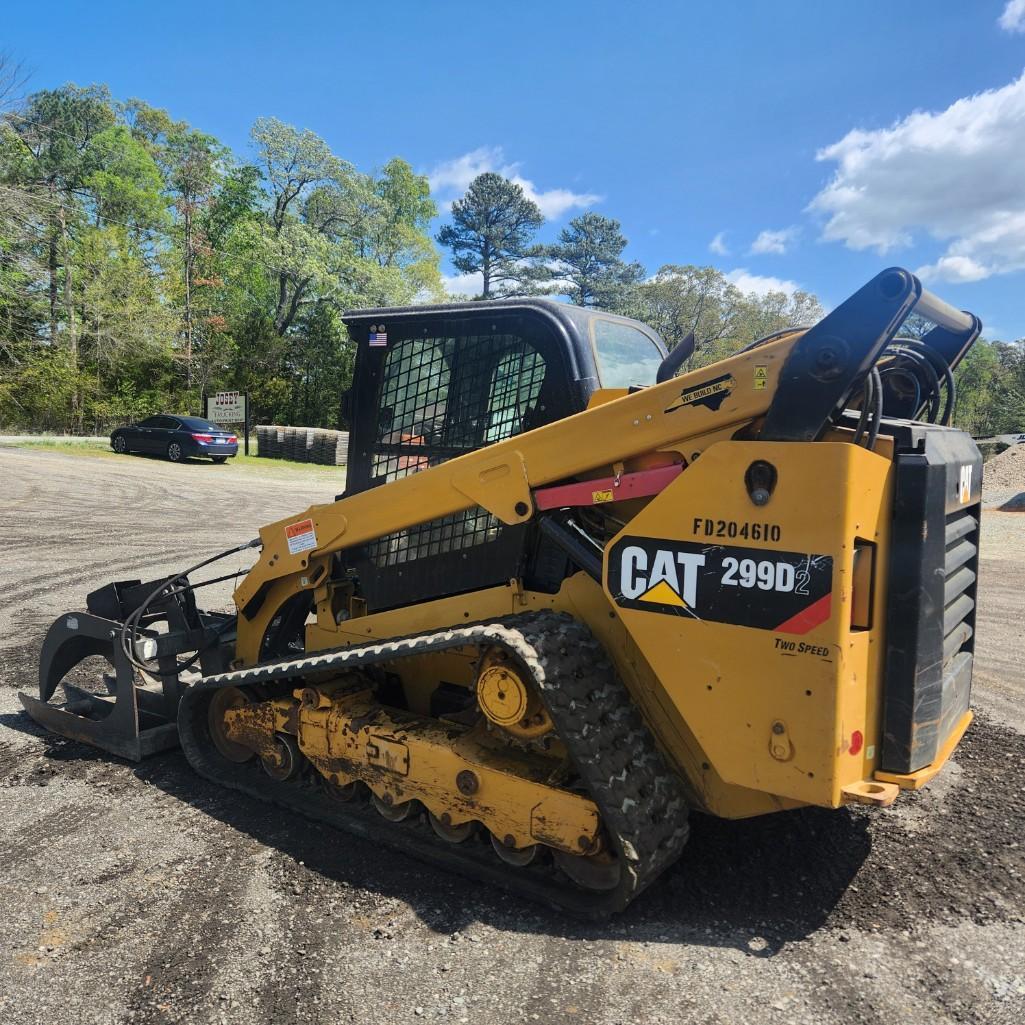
[4,0,1025,339]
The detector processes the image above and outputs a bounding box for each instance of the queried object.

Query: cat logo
[959,464,973,504]
[619,545,706,609]
[609,536,835,631]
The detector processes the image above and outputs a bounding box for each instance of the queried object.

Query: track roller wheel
[553,848,621,892]
[372,793,414,821]
[429,812,476,843]
[207,686,255,763]
[260,733,303,782]
[490,832,538,867]
[324,777,359,802]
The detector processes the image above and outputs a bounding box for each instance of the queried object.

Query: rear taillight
[227,435,237,443]
[192,433,214,442]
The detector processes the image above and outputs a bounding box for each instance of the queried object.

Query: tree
[164,128,223,385]
[626,265,747,354]
[436,172,543,299]
[0,52,27,111]
[82,124,168,228]
[626,264,825,371]
[734,288,824,349]
[250,116,351,335]
[536,212,643,309]
[0,84,448,433]
[7,85,115,351]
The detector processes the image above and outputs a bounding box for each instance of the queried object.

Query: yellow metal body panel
[601,440,894,810]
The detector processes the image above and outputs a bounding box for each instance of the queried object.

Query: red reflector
[191,433,214,442]
[850,730,864,756]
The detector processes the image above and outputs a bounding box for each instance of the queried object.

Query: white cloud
[749,227,799,255]
[709,231,730,255]
[809,71,1025,284]
[428,146,600,220]
[725,268,801,298]
[440,271,484,297]
[999,0,1025,33]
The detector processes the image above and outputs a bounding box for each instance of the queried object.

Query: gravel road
[1,447,1023,1025]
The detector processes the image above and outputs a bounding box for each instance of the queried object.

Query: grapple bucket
[20,578,234,761]
[20,611,182,760]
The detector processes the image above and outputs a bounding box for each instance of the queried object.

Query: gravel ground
[1,447,1023,1025]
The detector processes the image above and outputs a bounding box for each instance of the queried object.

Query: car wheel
[211,456,228,464]
[112,436,127,454]
[167,441,184,463]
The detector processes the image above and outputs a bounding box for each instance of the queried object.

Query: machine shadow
[1,708,870,952]
[129,743,870,953]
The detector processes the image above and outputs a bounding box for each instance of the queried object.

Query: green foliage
[0,85,441,432]
[953,339,1025,436]
[82,125,168,227]
[534,212,643,309]
[436,172,543,298]
[625,263,825,369]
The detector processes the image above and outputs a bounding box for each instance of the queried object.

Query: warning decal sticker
[607,536,833,634]
[285,517,318,555]
[664,373,735,413]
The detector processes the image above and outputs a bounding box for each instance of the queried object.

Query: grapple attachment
[20,577,234,761]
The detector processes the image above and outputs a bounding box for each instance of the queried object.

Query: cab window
[590,319,663,388]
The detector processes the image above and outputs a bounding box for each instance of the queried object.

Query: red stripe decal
[534,464,684,511]
[774,593,832,635]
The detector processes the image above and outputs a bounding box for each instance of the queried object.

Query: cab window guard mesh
[366,329,547,567]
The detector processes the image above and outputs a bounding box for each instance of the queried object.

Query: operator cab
[339,300,667,611]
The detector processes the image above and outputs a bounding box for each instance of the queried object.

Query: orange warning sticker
[285,517,317,555]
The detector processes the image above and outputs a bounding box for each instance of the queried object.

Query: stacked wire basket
[255,426,350,466]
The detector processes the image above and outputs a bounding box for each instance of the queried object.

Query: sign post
[205,391,250,455]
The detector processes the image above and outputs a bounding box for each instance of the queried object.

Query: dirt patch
[983,444,1025,509]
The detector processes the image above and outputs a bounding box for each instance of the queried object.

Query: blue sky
[5,1,1025,338]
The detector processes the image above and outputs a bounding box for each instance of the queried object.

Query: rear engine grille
[942,508,978,673]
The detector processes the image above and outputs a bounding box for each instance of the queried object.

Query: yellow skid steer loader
[22,267,983,915]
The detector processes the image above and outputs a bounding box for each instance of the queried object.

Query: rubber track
[178,612,690,916]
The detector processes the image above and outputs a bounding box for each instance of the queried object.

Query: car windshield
[590,319,664,388]
[177,417,227,431]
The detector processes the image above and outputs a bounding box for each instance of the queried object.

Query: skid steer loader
[22,267,983,915]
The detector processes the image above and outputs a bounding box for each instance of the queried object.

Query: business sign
[207,391,247,423]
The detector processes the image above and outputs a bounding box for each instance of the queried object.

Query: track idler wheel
[207,686,255,763]
[553,848,622,892]
[260,733,303,781]
[490,832,538,867]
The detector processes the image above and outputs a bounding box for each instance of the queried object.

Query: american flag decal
[368,328,387,347]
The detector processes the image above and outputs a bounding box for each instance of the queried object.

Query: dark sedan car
[111,415,239,463]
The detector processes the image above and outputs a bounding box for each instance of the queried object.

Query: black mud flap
[19,612,181,761]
